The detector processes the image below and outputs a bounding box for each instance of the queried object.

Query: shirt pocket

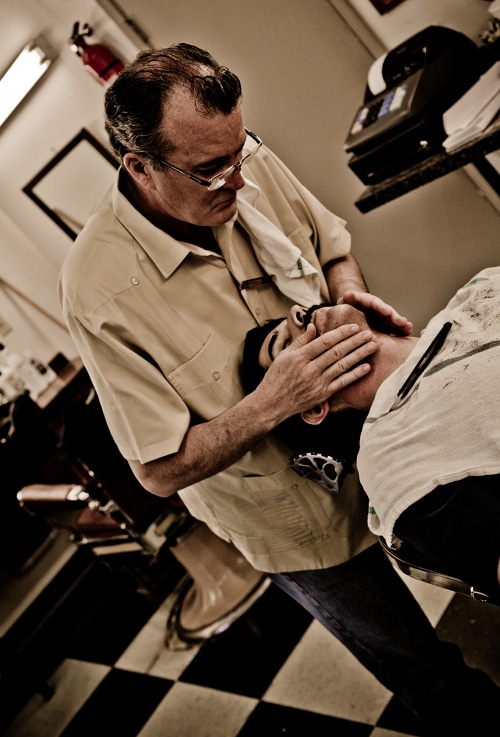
[211,466,333,554]
[168,329,242,418]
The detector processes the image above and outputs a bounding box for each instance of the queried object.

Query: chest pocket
[131,276,243,419]
[168,329,243,418]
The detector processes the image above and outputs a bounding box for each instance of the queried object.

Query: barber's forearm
[129,320,377,496]
[323,254,368,303]
[128,393,282,497]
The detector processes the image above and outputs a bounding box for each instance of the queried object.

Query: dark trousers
[271,543,500,736]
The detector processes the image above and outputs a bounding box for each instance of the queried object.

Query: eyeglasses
[155,128,262,191]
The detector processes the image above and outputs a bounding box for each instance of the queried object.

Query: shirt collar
[112,169,198,279]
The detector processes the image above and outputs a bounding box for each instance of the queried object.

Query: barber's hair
[241,320,366,464]
[104,42,242,167]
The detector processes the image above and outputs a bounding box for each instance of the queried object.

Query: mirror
[23,129,119,240]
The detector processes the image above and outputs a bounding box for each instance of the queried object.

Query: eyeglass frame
[151,128,262,191]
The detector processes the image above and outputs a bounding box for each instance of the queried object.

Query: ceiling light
[0,35,57,128]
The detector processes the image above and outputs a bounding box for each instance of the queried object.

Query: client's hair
[240,319,282,395]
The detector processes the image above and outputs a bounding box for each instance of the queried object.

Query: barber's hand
[338,290,413,336]
[259,323,376,420]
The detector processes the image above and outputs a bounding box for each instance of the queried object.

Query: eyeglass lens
[207,134,261,190]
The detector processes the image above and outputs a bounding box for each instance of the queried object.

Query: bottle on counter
[0,343,58,401]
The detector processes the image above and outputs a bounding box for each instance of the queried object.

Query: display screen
[349,82,409,137]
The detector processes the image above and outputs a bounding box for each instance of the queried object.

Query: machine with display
[344,26,485,185]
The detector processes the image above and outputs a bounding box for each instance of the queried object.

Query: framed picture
[368,0,407,14]
[23,129,119,240]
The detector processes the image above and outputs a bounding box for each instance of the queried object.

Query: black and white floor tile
[3,568,500,737]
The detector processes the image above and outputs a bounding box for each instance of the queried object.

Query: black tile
[64,570,160,664]
[179,582,313,698]
[236,701,373,737]
[58,668,173,737]
[376,696,435,737]
[435,594,500,685]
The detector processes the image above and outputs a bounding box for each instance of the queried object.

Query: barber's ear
[123,153,155,189]
[301,400,329,425]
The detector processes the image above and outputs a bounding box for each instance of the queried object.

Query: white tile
[394,570,455,626]
[264,620,391,724]
[137,682,257,737]
[2,659,109,737]
[116,589,202,679]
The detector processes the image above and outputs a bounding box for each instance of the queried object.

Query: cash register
[344,26,485,185]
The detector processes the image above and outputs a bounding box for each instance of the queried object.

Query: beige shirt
[59,145,376,572]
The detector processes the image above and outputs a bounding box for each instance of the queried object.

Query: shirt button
[255,307,261,316]
[131,277,139,285]
[213,372,221,381]
[291,484,299,490]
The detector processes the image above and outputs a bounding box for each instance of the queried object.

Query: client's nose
[290,305,307,326]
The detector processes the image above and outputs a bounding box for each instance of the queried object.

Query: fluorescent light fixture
[0,35,57,128]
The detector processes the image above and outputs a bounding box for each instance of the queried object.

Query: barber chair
[16,387,269,648]
[379,537,500,607]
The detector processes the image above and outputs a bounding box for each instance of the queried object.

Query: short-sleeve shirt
[59,145,376,572]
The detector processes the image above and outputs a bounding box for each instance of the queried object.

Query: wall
[344,0,492,49]
[0,0,140,363]
[0,0,499,368]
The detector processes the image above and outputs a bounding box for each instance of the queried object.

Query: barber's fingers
[339,290,413,335]
[322,336,375,374]
[289,322,368,359]
[275,328,375,393]
[324,350,372,397]
[260,327,375,419]
[302,327,376,370]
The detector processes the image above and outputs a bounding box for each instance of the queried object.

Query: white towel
[237,180,321,306]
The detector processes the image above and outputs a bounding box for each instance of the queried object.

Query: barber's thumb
[291,322,317,348]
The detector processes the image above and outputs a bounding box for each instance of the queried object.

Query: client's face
[259,303,367,370]
[257,302,372,413]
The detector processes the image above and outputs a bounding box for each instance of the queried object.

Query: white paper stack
[442,62,500,151]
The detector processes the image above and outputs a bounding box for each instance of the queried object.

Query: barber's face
[129,91,248,228]
[258,303,353,370]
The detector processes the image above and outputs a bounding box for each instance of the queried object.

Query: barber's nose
[227,166,246,189]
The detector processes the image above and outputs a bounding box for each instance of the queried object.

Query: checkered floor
[3,566,500,737]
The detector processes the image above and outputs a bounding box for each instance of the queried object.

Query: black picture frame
[23,129,119,240]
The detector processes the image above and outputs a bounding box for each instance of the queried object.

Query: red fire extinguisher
[69,22,124,87]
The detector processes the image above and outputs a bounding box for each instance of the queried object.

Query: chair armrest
[17,483,89,511]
